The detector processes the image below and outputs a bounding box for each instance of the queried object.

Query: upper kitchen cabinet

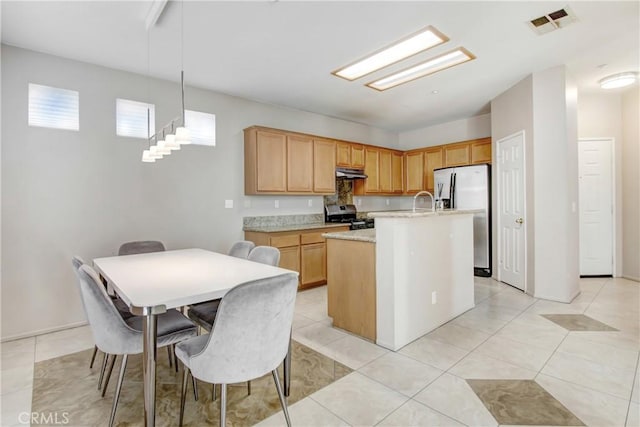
[313,139,336,193]
[470,137,492,164]
[336,141,365,169]
[443,141,471,167]
[363,148,380,193]
[405,151,424,194]
[379,149,392,193]
[244,126,336,195]
[287,134,314,192]
[424,146,443,192]
[391,151,404,193]
[351,144,365,168]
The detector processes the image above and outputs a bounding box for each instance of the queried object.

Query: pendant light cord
[181,0,185,125]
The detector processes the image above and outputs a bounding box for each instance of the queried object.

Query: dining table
[93,248,298,427]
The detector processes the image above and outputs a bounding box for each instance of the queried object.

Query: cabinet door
[336,142,351,167]
[392,151,404,193]
[301,242,326,287]
[256,130,287,192]
[424,147,443,193]
[313,139,336,193]
[471,138,492,164]
[405,151,424,193]
[444,142,471,167]
[278,245,301,276]
[364,148,380,193]
[286,134,314,192]
[351,144,365,168]
[379,150,392,193]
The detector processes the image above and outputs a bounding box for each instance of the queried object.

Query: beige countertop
[322,228,376,243]
[243,222,350,233]
[367,209,483,219]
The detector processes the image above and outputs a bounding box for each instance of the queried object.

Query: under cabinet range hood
[336,167,368,179]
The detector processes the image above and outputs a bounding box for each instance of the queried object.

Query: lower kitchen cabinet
[244,225,348,290]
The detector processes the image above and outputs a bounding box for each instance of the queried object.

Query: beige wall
[577,93,623,277]
[622,88,640,280]
[0,45,399,340]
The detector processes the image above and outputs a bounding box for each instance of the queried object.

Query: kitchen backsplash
[323,179,353,206]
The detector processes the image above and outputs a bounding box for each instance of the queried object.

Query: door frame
[496,130,528,293]
[578,137,616,277]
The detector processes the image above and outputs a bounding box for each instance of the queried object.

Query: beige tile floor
[2,276,639,426]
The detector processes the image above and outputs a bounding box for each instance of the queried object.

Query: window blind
[116,98,155,138]
[28,83,79,131]
[185,110,216,146]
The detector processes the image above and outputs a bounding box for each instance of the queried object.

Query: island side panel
[326,238,376,341]
[375,214,475,351]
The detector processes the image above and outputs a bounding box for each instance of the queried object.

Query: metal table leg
[143,312,158,427]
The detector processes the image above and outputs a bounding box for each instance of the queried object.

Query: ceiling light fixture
[332,26,449,81]
[599,72,638,89]
[366,47,475,91]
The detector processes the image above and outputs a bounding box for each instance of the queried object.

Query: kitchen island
[323,210,476,351]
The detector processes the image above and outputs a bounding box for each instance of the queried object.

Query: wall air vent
[528,6,577,35]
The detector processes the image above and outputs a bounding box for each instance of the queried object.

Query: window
[185,110,216,146]
[28,83,79,130]
[116,98,155,138]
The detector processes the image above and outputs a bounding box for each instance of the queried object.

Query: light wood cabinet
[313,139,336,193]
[327,238,376,341]
[245,225,348,290]
[379,150,392,193]
[247,129,287,193]
[405,151,424,194]
[363,148,380,193]
[351,144,365,168]
[287,134,313,192]
[470,138,492,164]
[336,141,351,167]
[424,146,443,193]
[392,151,404,193]
[444,142,471,167]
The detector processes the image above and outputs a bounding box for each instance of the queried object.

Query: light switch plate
[224,200,233,209]
[386,199,390,206]
[308,199,313,207]
[274,200,279,208]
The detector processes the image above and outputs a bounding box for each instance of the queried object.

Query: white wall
[577,93,623,277]
[621,87,640,281]
[490,75,536,294]
[398,113,491,150]
[0,45,399,340]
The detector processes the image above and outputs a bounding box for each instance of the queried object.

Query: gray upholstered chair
[187,241,257,331]
[117,240,165,256]
[73,263,198,427]
[176,272,298,427]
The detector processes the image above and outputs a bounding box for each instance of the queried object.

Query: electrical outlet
[386,199,390,206]
[274,200,279,208]
[431,291,437,304]
[357,198,362,206]
[308,199,313,207]
[224,200,233,209]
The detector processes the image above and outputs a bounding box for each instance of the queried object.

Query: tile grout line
[625,352,640,427]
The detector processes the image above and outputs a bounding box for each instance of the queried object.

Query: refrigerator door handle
[450,172,456,209]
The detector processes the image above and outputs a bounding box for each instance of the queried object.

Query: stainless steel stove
[325,204,374,230]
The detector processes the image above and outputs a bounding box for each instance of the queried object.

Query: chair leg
[179,368,189,427]
[167,345,173,368]
[272,370,291,427]
[89,346,99,369]
[173,344,179,373]
[108,354,128,427]
[98,352,108,390]
[247,380,251,396]
[101,354,117,397]
[219,384,227,427]
[212,383,216,401]
[192,372,198,401]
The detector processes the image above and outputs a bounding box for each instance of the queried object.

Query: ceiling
[2,1,638,132]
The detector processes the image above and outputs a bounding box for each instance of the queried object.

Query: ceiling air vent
[528,6,577,35]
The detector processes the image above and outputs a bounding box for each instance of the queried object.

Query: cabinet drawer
[301,231,326,245]
[269,234,300,248]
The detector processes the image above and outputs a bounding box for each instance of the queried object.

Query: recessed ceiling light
[332,26,449,81]
[599,72,638,89]
[366,47,475,91]
[432,90,439,94]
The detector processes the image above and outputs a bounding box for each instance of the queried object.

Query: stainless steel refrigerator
[434,164,491,277]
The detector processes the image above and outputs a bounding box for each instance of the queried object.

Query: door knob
[515,218,523,224]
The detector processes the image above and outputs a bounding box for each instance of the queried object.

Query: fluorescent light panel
[367,47,475,91]
[333,26,448,81]
[599,72,637,89]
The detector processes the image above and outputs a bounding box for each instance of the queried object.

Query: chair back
[73,263,141,355]
[72,255,85,271]
[188,273,298,384]
[228,240,255,259]
[248,246,280,267]
[118,240,165,256]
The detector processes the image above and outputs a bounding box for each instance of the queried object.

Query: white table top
[93,248,297,311]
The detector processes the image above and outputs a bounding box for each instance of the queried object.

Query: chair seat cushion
[187,300,220,331]
[126,310,197,347]
[175,334,209,366]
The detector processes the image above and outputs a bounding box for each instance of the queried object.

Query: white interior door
[578,139,613,276]
[497,132,526,291]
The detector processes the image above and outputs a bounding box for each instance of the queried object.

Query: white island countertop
[367,209,482,218]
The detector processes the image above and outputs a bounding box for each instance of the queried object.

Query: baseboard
[622,275,640,283]
[1,321,88,343]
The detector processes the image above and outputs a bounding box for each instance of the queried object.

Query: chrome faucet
[412,190,435,213]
